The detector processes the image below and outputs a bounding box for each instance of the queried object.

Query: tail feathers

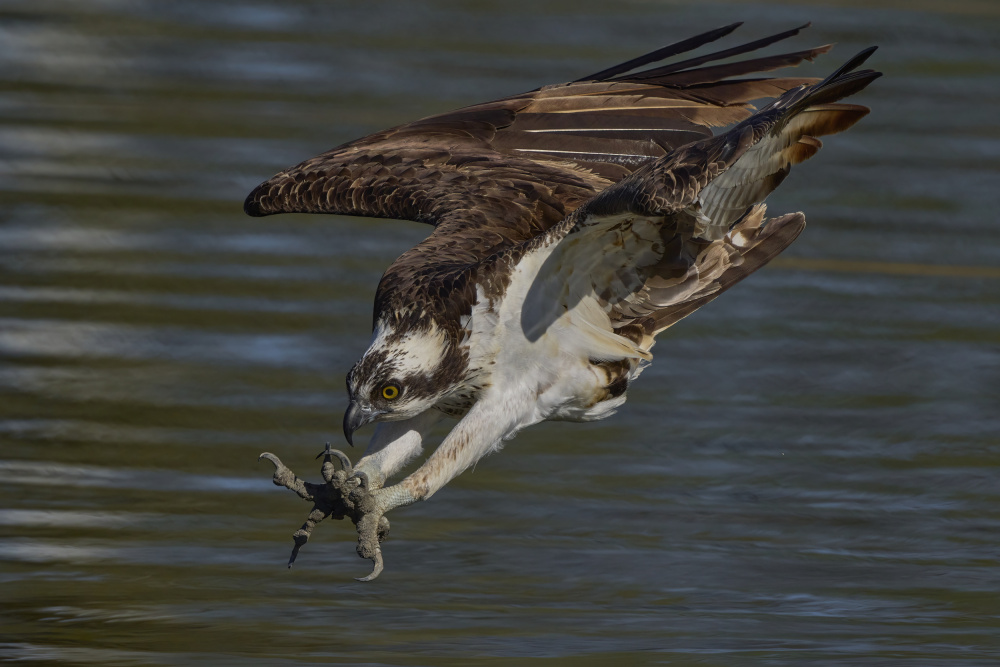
[787,103,871,140]
[762,102,871,174]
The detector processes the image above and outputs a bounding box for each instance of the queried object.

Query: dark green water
[1,1,999,664]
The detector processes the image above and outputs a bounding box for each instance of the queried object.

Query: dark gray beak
[343,401,370,447]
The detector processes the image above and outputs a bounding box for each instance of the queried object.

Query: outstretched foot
[259,444,389,580]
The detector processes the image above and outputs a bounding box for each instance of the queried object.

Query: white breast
[464,242,649,430]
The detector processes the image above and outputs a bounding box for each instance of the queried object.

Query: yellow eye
[381,384,400,400]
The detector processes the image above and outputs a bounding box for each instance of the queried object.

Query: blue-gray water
[1,1,999,664]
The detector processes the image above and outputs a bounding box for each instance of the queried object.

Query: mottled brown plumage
[245,22,838,340]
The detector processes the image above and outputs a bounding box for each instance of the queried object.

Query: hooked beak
[343,401,374,447]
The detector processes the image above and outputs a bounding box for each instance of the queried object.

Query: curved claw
[350,470,370,490]
[259,451,312,500]
[315,443,353,471]
[258,452,284,469]
[355,548,384,582]
[288,530,308,568]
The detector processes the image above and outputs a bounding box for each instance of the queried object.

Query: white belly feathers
[461,241,648,429]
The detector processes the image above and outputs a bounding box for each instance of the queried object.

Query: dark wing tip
[243,178,282,218]
[769,45,879,114]
[575,21,746,82]
[244,183,270,217]
[602,22,821,85]
[818,46,880,86]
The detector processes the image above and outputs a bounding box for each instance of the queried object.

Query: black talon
[288,531,308,568]
[329,449,353,471]
[316,443,353,471]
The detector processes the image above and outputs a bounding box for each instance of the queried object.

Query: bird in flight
[249,23,880,581]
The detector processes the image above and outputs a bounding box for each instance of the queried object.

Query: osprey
[249,23,880,581]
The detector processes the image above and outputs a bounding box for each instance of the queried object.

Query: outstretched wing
[520,48,881,347]
[245,22,831,269]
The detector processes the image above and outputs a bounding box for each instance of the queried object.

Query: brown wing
[519,48,881,346]
[243,23,836,331]
[245,23,830,237]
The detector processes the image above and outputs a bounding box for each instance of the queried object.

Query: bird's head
[343,321,460,445]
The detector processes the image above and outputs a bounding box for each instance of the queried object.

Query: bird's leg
[349,393,525,580]
[352,409,445,489]
[340,409,444,580]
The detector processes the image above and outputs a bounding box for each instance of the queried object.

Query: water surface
[1,1,999,664]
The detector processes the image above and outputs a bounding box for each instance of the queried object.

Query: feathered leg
[353,409,445,489]
[349,389,532,579]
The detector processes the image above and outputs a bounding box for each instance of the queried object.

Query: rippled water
[1,1,999,664]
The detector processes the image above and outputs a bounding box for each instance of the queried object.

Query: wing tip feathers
[576,21,824,84]
[243,183,274,217]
